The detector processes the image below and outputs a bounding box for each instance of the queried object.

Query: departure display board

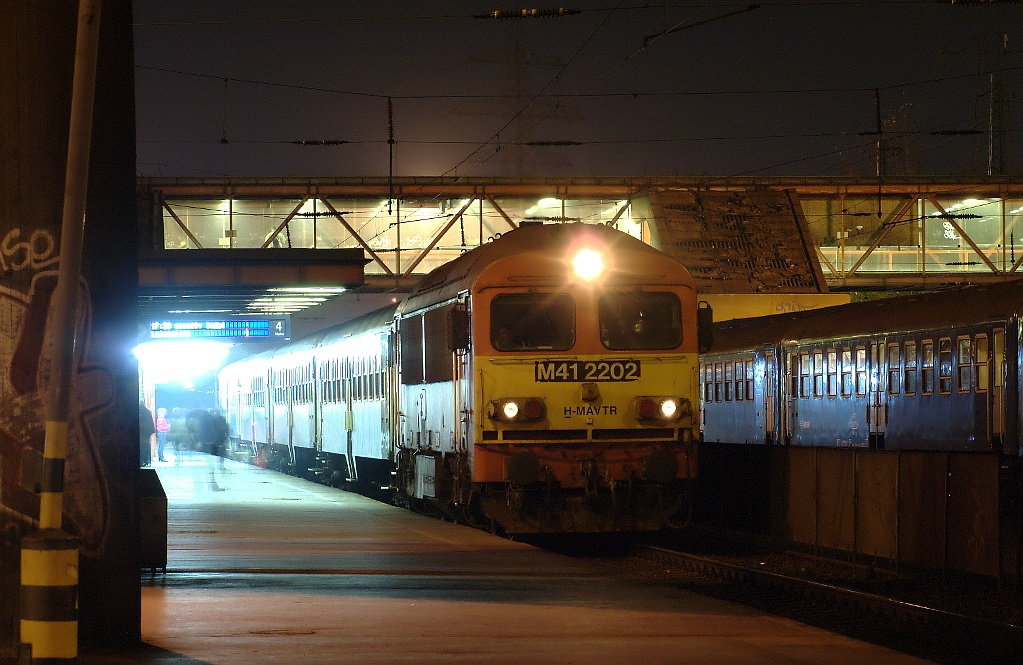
[148,317,290,342]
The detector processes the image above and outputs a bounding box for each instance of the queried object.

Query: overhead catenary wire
[135,2,1022,181]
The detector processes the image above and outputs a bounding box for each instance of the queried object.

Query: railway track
[630,544,1023,665]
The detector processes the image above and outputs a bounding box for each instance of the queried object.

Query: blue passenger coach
[700,280,1023,454]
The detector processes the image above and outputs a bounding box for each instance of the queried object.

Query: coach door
[988,330,1005,451]
[764,350,776,444]
[344,357,357,481]
[867,340,887,449]
[782,349,797,444]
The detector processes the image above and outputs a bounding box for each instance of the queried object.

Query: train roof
[223,304,398,368]
[399,222,691,313]
[316,303,398,347]
[710,279,1023,353]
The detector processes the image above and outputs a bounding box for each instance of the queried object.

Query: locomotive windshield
[490,293,575,351]
[599,292,682,350]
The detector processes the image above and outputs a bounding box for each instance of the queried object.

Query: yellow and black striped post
[20,421,79,664]
[20,528,79,665]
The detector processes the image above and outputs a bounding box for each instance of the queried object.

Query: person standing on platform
[186,408,224,491]
[139,402,155,467]
[167,407,189,464]
[155,407,170,462]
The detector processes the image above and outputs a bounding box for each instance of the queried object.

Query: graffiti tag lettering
[0,228,58,273]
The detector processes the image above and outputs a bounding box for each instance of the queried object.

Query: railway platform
[63,454,935,664]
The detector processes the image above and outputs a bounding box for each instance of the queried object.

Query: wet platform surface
[93,454,934,663]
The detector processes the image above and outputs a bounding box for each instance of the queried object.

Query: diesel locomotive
[219,222,711,533]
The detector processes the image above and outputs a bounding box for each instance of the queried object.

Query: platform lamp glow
[20,1,101,663]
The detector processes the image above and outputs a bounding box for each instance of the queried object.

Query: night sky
[132,1,1022,179]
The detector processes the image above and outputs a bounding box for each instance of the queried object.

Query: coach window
[375,357,384,399]
[492,293,575,351]
[810,351,822,398]
[994,330,1004,390]
[840,348,852,397]
[599,292,682,350]
[938,337,953,394]
[957,336,972,393]
[745,358,754,400]
[888,343,901,395]
[921,340,934,394]
[800,352,811,398]
[714,361,723,402]
[826,350,838,397]
[734,360,744,401]
[904,341,917,395]
[724,361,733,401]
[975,334,989,391]
[702,363,713,403]
[855,347,867,396]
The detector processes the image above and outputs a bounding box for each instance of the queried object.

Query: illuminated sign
[148,317,290,342]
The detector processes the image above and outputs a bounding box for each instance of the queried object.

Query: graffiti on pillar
[0,230,116,554]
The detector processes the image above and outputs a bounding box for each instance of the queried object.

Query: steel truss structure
[139,176,1023,292]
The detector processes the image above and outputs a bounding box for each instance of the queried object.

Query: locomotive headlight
[487,398,545,423]
[634,396,688,423]
[572,248,604,281]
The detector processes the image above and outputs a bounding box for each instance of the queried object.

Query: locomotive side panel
[395,299,474,504]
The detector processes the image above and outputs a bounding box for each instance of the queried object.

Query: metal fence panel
[817,448,856,552]
[897,451,948,569]
[947,454,1000,577]
[786,447,818,546]
[855,451,899,560]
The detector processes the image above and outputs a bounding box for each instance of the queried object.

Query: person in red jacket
[155,407,170,462]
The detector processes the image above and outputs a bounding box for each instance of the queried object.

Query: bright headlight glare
[660,399,678,418]
[502,401,520,419]
[572,248,604,280]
